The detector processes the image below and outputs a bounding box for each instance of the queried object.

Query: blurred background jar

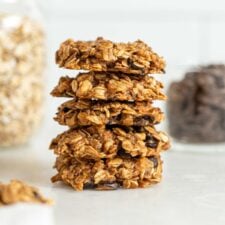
[0,0,45,147]
[166,65,225,151]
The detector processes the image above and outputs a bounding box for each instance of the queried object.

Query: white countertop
[0,122,225,225]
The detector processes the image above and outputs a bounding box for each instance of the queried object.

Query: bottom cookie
[52,155,162,191]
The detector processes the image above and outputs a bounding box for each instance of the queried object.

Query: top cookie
[55,37,165,75]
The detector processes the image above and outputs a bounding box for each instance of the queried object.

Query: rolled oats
[51,154,162,191]
[0,15,45,147]
[55,37,165,75]
[51,72,166,101]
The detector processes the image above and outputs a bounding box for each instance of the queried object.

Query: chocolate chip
[96,182,119,190]
[107,62,116,69]
[127,58,144,70]
[145,134,158,148]
[84,182,95,189]
[134,116,153,126]
[117,149,132,159]
[148,157,158,167]
[132,126,143,133]
[121,126,130,133]
[113,114,122,121]
[62,107,70,113]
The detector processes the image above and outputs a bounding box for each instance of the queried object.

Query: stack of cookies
[50,37,170,191]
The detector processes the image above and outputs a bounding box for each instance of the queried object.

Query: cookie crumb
[0,180,53,206]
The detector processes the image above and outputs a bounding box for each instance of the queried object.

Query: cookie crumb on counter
[0,180,53,206]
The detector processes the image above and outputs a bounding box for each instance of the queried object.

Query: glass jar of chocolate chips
[167,65,225,149]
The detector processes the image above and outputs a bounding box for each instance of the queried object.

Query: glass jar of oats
[0,0,45,147]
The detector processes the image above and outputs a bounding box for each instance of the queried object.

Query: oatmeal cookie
[55,99,164,127]
[50,126,170,160]
[52,154,163,191]
[55,37,165,75]
[51,72,166,101]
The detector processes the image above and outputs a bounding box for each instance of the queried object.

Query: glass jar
[0,0,45,147]
[166,65,225,152]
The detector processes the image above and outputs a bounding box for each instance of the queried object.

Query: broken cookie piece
[55,37,165,75]
[0,180,52,205]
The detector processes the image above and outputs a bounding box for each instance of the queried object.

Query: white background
[40,0,225,68]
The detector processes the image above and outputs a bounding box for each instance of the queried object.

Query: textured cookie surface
[55,99,164,127]
[51,72,166,101]
[56,37,165,75]
[52,154,162,191]
[50,126,170,160]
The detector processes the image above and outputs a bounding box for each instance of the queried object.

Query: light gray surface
[1,124,225,225]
